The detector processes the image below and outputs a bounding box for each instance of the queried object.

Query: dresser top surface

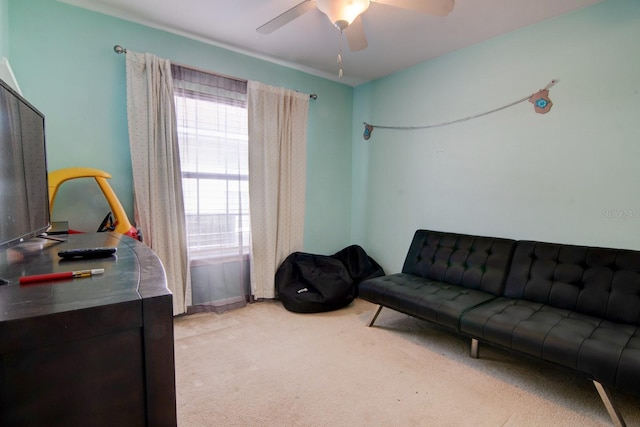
[0,232,166,322]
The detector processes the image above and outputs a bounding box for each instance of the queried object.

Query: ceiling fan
[257,0,455,52]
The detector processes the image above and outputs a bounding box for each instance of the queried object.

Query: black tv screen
[0,78,50,248]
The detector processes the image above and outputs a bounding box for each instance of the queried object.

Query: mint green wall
[8,0,353,254]
[353,0,640,271]
[0,0,8,57]
[9,0,639,271]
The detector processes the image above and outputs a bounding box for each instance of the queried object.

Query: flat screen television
[0,77,50,249]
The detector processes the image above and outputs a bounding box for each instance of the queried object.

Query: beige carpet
[174,298,640,427]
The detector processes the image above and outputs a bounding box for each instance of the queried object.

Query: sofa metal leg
[593,380,626,427]
[368,305,383,327]
[470,338,479,359]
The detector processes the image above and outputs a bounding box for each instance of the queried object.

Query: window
[172,66,249,260]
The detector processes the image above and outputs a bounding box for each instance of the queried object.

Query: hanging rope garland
[362,79,559,140]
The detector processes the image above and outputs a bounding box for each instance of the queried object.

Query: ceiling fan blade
[256,0,317,34]
[374,0,455,17]
[346,15,368,51]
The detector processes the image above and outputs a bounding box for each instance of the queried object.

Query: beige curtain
[126,51,191,315]
[247,81,309,299]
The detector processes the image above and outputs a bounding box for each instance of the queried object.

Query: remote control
[58,247,117,259]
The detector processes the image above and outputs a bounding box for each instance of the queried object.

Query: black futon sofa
[358,229,640,426]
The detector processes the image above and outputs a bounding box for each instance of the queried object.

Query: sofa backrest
[505,241,640,325]
[402,230,516,296]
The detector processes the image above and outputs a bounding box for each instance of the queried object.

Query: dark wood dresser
[0,232,176,426]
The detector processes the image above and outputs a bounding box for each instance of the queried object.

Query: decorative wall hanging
[529,89,553,114]
[363,79,558,139]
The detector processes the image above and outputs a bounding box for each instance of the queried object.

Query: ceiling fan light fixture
[317,0,370,31]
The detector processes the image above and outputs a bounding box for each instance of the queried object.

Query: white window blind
[172,66,249,260]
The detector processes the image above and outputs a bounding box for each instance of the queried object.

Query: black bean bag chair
[275,245,385,313]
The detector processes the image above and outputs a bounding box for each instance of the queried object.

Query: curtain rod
[113,45,318,100]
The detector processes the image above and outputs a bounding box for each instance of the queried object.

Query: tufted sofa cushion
[358,230,516,331]
[402,230,516,296]
[358,273,500,330]
[504,241,640,325]
[459,296,640,393]
[460,239,640,393]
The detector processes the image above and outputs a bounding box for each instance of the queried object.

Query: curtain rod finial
[114,45,127,54]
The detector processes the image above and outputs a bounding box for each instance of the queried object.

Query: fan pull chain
[337,30,343,79]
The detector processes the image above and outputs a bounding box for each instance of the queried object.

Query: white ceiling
[60,0,604,86]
